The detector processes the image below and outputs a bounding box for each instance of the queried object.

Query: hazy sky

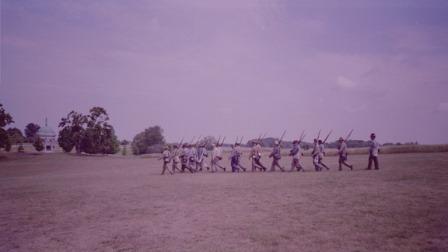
[1,0,448,144]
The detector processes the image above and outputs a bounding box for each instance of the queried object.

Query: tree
[33,137,44,152]
[131,126,165,155]
[7,128,25,145]
[59,110,88,154]
[58,107,120,154]
[24,123,40,143]
[58,126,75,152]
[0,104,14,152]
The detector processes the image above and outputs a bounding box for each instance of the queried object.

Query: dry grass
[0,152,447,252]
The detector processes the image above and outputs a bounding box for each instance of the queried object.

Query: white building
[37,118,57,152]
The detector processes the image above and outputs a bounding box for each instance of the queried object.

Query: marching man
[161,146,174,175]
[230,143,246,172]
[289,140,305,172]
[269,140,285,172]
[211,142,226,172]
[249,140,267,172]
[338,137,353,171]
[318,139,330,170]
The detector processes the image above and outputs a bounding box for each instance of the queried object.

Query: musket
[172,137,184,157]
[195,135,202,146]
[345,129,354,141]
[189,136,196,144]
[239,136,244,145]
[217,136,221,145]
[298,130,305,142]
[316,129,321,140]
[322,130,333,144]
[220,136,226,146]
[279,130,287,144]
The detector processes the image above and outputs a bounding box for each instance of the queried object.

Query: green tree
[131,126,165,155]
[58,126,75,152]
[33,137,44,152]
[7,128,25,145]
[0,104,14,152]
[58,107,120,154]
[59,110,88,154]
[24,123,40,143]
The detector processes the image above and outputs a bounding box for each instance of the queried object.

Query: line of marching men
[160,132,380,175]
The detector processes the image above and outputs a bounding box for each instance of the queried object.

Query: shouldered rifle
[316,129,321,140]
[323,130,332,144]
[345,129,354,142]
[298,130,306,142]
[279,130,287,145]
[219,136,225,146]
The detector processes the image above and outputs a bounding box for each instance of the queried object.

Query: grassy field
[1,151,447,251]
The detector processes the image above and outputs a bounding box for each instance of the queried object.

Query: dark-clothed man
[230,143,246,172]
[269,140,285,172]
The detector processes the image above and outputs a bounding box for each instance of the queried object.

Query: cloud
[337,75,357,88]
[438,102,448,112]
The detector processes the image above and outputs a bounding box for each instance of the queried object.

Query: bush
[58,127,75,152]
[146,144,164,154]
[131,126,165,155]
[33,137,44,152]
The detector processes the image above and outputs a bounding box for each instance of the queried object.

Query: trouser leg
[367,156,373,170]
[374,156,379,170]
[255,159,267,171]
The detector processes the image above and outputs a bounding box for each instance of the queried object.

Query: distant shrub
[131,126,165,155]
[33,137,44,152]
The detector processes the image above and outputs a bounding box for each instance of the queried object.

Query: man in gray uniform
[211,142,226,172]
[161,146,174,175]
[249,140,267,172]
[171,145,182,173]
[289,140,305,172]
[338,137,353,171]
[180,144,195,173]
[318,139,330,170]
[366,133,380,170]
[311,138,323,171]
[230,143,247,172]
[269,140,285,172]
[188,144,197,171]
[195,143,209,172]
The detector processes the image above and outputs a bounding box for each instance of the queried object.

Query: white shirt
[339,142,347,156]
[212,147,222,159]
[369,140,380,157]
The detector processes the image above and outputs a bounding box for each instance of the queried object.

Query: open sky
[1,0,448,144]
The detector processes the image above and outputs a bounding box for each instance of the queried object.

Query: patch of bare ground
[0,152,447,251]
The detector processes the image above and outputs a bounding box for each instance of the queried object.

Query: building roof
[38,126,56,137]
[37,118,56,137]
